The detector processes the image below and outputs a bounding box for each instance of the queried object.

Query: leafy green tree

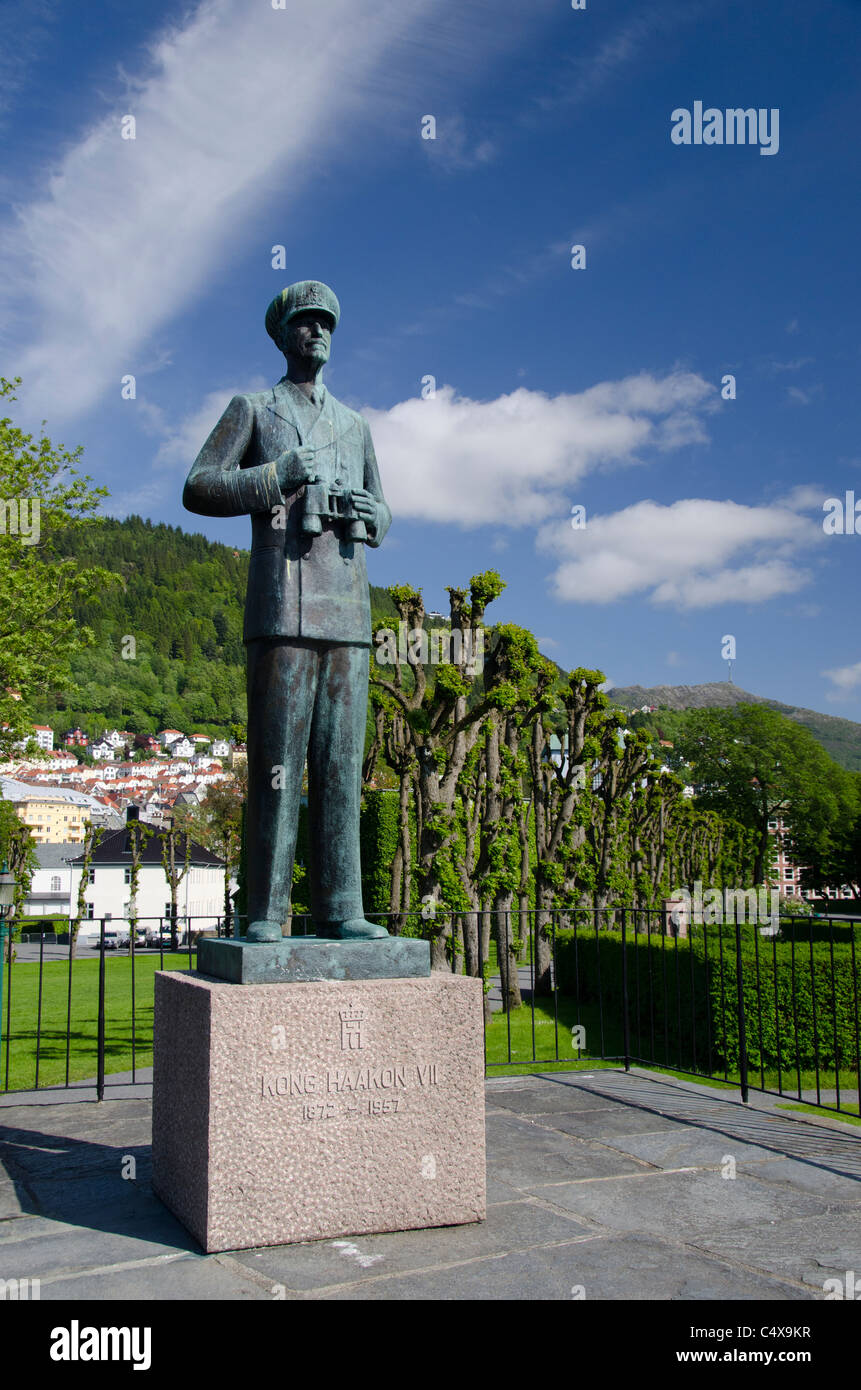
[671,705,849,884]
[785,769,861,899]
[0,798,38,941]
[0,378,114,754]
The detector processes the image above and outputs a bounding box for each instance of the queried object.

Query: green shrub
[555,925,861,1074]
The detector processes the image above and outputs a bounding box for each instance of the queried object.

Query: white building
[68,814,229,940]
[32,725,54,751]
[22,842,77,919]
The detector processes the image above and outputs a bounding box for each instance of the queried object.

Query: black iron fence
[1,907,859,1119]
[479,906,861,1120]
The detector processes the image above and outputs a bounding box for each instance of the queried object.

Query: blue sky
[2,0,861,714]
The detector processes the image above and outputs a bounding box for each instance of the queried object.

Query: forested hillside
[611,683,861,772]
[30,516,396,739]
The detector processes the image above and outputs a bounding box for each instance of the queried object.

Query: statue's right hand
[276,447,316,490]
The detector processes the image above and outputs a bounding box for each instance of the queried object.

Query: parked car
[89,926,132,950]
[156,928,188,950]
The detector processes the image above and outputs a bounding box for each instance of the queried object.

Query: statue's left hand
[351,489,378,529]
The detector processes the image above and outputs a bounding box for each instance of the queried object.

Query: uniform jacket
[182,378,391,644]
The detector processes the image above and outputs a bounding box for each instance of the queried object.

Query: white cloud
[536,498,822,609]
[822,661,861,694]
[775,483,826,512]
[364,371,715,526]
[2,0,540,421]
[152,380,267,470]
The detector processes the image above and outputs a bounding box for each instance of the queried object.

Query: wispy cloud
[421,113,497,173]
[786,384,823,406]
[0,0,60,126]
[525,0,719,120]
[1,0,552,422]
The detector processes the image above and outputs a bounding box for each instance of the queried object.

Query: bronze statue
[183,281,391,941]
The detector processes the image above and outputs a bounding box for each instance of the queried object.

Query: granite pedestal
[152,971,486,1253]
[197,934,430,983]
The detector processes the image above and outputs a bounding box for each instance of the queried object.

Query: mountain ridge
[606,681,861,771]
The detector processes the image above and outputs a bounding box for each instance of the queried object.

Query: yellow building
[0,778,114,845]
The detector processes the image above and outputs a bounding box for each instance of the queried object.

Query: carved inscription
[259,1061,441,1119]
[259,1006,442,1120]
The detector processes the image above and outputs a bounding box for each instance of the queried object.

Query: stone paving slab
[228,1197,595,1292]
[484,1111,656,1186]
[309,1234,814,1302]
[523,1165,842,1242]
[0,1066,858,1301]
[38,1255,268,1302]
[688,1209,861,1291]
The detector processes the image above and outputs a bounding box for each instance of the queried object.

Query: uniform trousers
[245,637,369,927]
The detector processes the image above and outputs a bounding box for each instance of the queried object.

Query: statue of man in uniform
[183,281,390,942]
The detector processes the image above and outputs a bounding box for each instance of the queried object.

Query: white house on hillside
[67,812,230,940]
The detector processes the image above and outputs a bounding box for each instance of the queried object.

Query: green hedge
[360,789,402,916]
[555,926,861,1074]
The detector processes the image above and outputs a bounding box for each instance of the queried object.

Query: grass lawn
[484,999,861,1110]
[4,953,859,1118]
[0,952,191,1093]
[775,1102,861,1127]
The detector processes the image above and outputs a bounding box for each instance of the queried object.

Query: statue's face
[283,310,333,364]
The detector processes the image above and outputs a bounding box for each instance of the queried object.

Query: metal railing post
[734,915,749,1104]
[621,907,631,1072]
[96,919,106,1103]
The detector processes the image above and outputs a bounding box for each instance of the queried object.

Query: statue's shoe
[315,919,390,940]
[247,919,284,943]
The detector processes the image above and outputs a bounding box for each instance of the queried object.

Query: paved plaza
[1,1067,859,1300]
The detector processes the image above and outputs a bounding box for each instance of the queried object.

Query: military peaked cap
[265,281,341,343]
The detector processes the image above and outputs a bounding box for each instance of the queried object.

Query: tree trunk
[462,910,480,978]
[430,918,451,972]
[533,878,555,996]
[494,896,522,1010]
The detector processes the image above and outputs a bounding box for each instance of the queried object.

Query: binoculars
[301,480,367,542]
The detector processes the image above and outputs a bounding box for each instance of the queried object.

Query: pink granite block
[152,972,486,1253]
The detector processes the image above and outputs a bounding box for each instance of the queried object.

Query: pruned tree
[69,820,104,958]
[160,823,193,949]
[368,572,507,970]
